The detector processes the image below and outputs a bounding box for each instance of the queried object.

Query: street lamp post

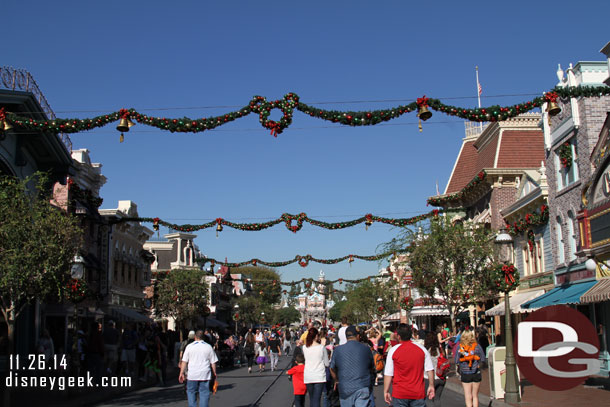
[234,304,239,334]
[70,254,85,375]
[495,229,520,403]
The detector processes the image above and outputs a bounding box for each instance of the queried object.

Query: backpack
[374,353,384,372]
[435,352,450,380]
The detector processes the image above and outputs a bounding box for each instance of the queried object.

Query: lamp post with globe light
[494,229,520,403]
[70,254,85,374]
[234,304,240,334]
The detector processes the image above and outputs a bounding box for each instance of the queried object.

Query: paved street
[93,355,467,407]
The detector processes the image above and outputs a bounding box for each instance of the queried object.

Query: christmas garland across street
[117,209,458,233]
[196,253,388,268]
[1,86,609,138]
[151,270,383,289]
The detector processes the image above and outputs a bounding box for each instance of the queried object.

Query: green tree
[154,269,209,327]
[328,299,347,323]
[235,294,269,328]
[235,266,282,305]
[273,306,301,326]
[0,174,82,361]
[341,279,398,325]
[384,217,497,331]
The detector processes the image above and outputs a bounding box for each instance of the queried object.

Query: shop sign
[521,274,554,289]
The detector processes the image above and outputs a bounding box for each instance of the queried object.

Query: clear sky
[3,0,608,283]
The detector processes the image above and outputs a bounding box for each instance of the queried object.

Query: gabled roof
[444,115,543,194]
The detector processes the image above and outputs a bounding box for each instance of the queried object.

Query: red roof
[445,127,543,194]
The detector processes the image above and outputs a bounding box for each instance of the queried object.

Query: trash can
[488,346,521,399]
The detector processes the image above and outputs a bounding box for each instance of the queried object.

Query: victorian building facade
[522,60,610,316]
[428,114,549,336]
[99,201,154,323]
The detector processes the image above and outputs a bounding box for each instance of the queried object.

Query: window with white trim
[556,216,565,264]
[555,139,579,190]
[567,211,578,261]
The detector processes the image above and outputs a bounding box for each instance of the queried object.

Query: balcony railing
[0,66,72,152]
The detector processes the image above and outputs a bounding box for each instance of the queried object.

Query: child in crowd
[255,340,268,373]
[287,353,307,407]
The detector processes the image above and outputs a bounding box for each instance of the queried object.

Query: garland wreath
[493,263,520,292]
[66,278,90,303]
[400,296,415,312]
[427,171,486,206]
[559,142,573,169]
[2,87,609,139]
[119,209,457,234]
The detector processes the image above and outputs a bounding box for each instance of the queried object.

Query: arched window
[556,216,565,264]
[567,211,578,261]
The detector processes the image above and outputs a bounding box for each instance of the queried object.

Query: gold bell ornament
[216,219,223,238]
[416,95,432,132]
[547,101,561,117]
[3,120,12,132]
[116,109,135,143]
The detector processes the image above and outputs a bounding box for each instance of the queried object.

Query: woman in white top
[302,328,329,407]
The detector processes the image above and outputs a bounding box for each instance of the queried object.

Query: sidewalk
[445,367,610,407]
[4,364,181,407]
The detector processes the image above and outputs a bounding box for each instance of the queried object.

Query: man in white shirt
[179,330,218,407]
[337,317,349,345]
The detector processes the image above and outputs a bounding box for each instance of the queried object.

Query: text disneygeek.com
[5,372,132,391]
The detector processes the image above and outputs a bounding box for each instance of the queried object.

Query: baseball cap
[345,325,358,338]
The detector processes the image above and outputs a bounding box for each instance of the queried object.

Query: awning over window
[485,290,545,316]
[107,306,151,323]
[580,278,610,304]
[410,306,450,317]
[521,280,597,309]
[382,312,401,321]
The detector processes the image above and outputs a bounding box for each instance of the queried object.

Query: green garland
[559,142,572,169]
[66,278,90,303]
[427,171,487,207]
[120,209,459,233]
[68,178,103,208]
[3,87,610,137]
[492,263,520,292]
[196,253,387,268]
[151,270,376,289]
[505,204,549,235]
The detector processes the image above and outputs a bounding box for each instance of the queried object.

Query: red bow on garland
[118,108,130,119]
[0,107,5,121]
[544,92,559,103]
[502,264,516,285]
[416,95,429,107]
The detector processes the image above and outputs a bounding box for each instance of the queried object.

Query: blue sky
[3,0,608,283]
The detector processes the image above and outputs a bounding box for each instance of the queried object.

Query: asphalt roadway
[94,355,468,407]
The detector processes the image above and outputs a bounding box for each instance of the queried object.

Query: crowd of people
[277,318,489,407]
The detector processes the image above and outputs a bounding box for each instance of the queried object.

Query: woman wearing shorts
[455,330,486,407]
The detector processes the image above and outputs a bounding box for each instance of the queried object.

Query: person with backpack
[373,344,384,386]
[425,332,448,407]
[455,330,485,407]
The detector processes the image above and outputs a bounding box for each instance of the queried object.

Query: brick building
[522,60,610,325]
[429,114,547,330]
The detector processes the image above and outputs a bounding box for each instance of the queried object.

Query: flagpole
[476,66,483,132]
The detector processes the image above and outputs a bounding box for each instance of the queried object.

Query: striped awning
[580,278,610,304]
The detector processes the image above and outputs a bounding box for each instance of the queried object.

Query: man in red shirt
[383,323,434,406]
